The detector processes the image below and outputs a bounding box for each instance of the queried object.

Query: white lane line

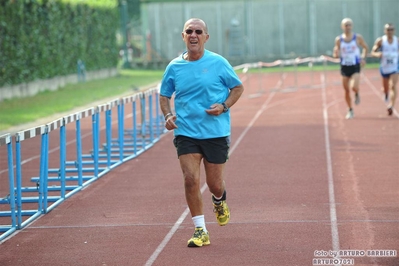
[27,219,399,230]
[144,75,284,266]
[144,208,190,266]
[229,79,280,155]
[320,73,341,254]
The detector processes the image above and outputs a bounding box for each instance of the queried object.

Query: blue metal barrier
[0,134,17,241]
[14,126,47,230]
[0,88,167,241]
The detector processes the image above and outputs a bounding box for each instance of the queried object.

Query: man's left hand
[205,104,224,115]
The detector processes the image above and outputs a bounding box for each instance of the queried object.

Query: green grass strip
[0,69,163,131]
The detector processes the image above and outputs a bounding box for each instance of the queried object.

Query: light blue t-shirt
[160,49,242,139]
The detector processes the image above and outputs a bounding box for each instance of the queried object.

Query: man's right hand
[165,115,178,130]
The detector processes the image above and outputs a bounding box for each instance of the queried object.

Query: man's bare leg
[388,73,398,115]
[179,153,203,217]
[351,73,361,105]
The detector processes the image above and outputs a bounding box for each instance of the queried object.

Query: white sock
[212,193,223,204]
[192,215,207,232]
[213,194,223,201]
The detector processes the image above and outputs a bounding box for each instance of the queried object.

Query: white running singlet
[340,34,361,66]
[380,35,399,74]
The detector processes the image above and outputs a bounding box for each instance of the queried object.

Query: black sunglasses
[185,29,203,35]
[387,28,395,31]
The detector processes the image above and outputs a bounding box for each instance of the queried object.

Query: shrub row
[0,0,119,87]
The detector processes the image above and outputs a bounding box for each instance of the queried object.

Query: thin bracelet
[164,113,173,121]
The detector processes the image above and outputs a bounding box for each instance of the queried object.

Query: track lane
[1,70,398,266]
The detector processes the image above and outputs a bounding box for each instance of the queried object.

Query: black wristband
[221,102,229,113]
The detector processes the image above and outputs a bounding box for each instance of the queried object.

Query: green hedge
[0,0,119,87]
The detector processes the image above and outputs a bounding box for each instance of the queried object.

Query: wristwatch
[221,102,229,113]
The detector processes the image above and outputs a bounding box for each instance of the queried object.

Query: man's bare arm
[159,95,173,117]
[159,95,177,130]
[357,34,369,59]
[225,84,244,109]
[205,83,244,115]
[370,38,383,58]
[332,36,340,58]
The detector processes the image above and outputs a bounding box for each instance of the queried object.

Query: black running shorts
[340,64,361,77]
[173,135,230,164]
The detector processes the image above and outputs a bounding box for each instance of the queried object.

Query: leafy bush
[0,0,119,87]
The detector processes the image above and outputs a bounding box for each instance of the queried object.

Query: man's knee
[207,179,224,195]
[184,176,200,189]
[183,172,200,189]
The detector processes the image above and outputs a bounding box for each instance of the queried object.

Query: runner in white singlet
[340,34,361,66]
[380,35,398,74]
[371,23,399,116]
[333,18,368,119]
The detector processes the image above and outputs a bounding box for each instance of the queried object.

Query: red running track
[0,69,398,266]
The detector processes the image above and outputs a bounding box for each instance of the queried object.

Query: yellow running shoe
[213,201,230,226]
[187,227,210,247]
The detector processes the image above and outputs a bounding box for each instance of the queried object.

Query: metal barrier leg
[75,118,83,187]
[92,111,99,177]
[118,102,124,161]
[0,134,17,240]
[15,138,22,228]
[155,93,161,138]
[42,129,49,212]
[7,137,16,231]
[60,122,66,200]
[106,109,112,167]
[133,101,138,155]
[141,95,146,149]
[149,94,154,142]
